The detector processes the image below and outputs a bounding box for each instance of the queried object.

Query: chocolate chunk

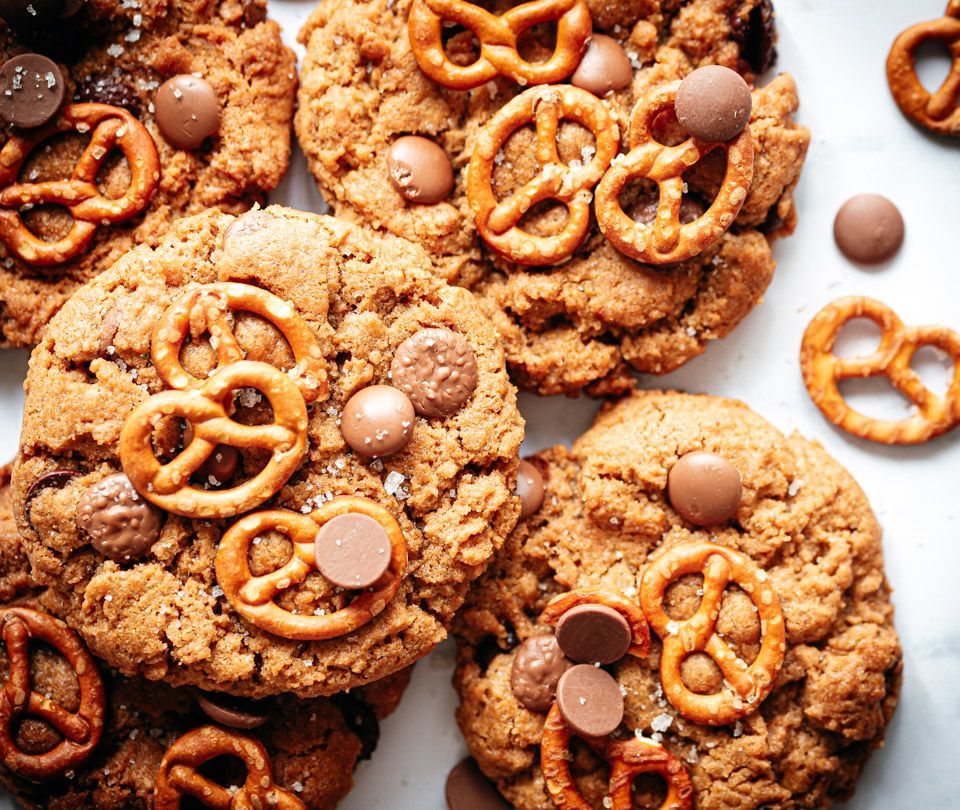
[387,135,455,204]
[0,54,65,129]
[555,603,632,665]
[183,423,240,485]
[24,468,80,529]
[76,473,162,562]
[390,328,478,418]
[571,35,633,97]
[314,513,392,589]
[732,0,778,74]
[510,634,571,713]
[445,757,510,810]
[667,451,743,527]
[241,0,267,27]
[340,384,415,458]
[676,65,753,142]
[154,75,220,150]
[196,692,269,730]
[515,459,545,518]
[75,71,142,116]
[555,664,624,738]
[833,194,905,265]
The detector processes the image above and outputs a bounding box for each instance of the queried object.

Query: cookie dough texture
[13,206,524,698]
[296,0,810,395]
[0,0,296,347]
[454,392,901,809]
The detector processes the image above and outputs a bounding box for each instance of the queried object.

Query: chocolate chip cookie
[12,205,524,698]
[296,0,810,395]
[0,0,297,347]
[453,391,901,809]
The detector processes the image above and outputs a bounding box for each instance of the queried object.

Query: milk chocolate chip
[154,75,220,150]
[390,328,478,418]
[76,473,162,562]
[510,635,571,713]
[667,451,742,526]
[515,459,545,518]
[571,35,633,97]
[183,423,239,484]
[676,65,753,142]
[314,513,392,589]
[445,758,510,810]
[196,692,269,729]
[387,135,454,204]
[341,385,415,458]
[0,54,65,129]
[833,194,904,264]
[555,603,632,665]
[555,664,624,738]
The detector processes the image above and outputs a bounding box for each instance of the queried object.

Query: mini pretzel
[887,0,960,136]
[467,85,619,265]
[119,361,308,518]
[152,282,328,403]
[595,81,754,265]
[539,587,651,658]
[215,496,407,641]
[0,103,160,266]
[408,0,591,90]
[0,607,105,779]
[154,725,306,810]
[640,542,785,726]
[541,704,693,810]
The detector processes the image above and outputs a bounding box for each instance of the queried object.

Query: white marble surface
[1,0,959,806]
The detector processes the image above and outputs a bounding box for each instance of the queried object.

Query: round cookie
[296,0,810,395]
[0,0,297,347]
[453,391,901,809]
[12,205,525,698]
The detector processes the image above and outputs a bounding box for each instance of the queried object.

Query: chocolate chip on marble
[196,692,269,729]
[387,135,454,204]
[515,459,545,518]
[571,35,633,97]
[0,54,65,129]
[445,757,510,810]
[341,385,415,458]
[390,328,478,418]
[510,635,572,713]
[555,664,624,738]
[555,603,632,665]
[154,75,220,150]
[314,513,391,589]
[667,450,743,527]
[76,472,162,562]
[75,71,142,116]
[675,65,753,142]
[833,194,904,265]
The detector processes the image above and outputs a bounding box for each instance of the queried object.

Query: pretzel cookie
[297,0,810,394]
[0,1,297,347]
[453,391,900,809]
[12,206,524,699]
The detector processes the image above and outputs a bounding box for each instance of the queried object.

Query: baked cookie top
[12,205,524,698]
[453,391,901,809]
[0,0,296,347]
[295,0,810,395]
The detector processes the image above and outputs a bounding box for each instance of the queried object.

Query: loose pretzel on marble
[408,0,591,90]
[539,587,651,658]
[800,296,960,444]
[595,80,754,265]
[215,496,407,641]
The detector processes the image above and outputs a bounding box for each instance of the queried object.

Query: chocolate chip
[630,194,704,227]
[76,473,162,562]
[555,603,632,665]
[667,451,742,527]
[314,513,391,589]
[387,135,455,204]
[445,757,510,810]
[515,459,545,518]
[341,384,415,458]
[833,194,905,265]
[510,635,571,713]
[241,0,267,27]
[196,692,269,730]
[0,54,65,129]
[75,71,142,116]
[333,692,381,761]
[154,75,220,150]
[24,468,80,529]
[676,65,753,142]
[182,423,240,485]
[390,328,478,418]
[732,0,778,74]
[571,35,633,98]
[555,664,624,738]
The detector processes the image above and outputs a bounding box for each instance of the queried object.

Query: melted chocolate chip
[75,71,142,116]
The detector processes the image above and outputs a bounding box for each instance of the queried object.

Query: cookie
[295,0,810,395]
[0,0,297,347]
[453,391,901,809]
[12,205,524,698]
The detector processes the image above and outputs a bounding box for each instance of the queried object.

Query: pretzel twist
[0,103,159,266]
[541,704,693,810]
[119,361,308,518]
[152,282,328,403]
[408,0,591,90]
[215,496,407,641]
[639,542,785,726]
[800,296,960,444]
[539,587,651,658]
[154,725,307,810]
[886,0,960,136]
[0,607,105,779]
[467,85,619,265]
[595,81,754,265]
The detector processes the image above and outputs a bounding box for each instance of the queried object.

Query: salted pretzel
[541,704,694,810]
[408,0,591,90]
[467,84,619,265]
[539,587,651,658]
[0,103,159,266]
[152,282,328,403]
[639,542,785,726]
[0,607,105,779]
[800,297,960,445]
[215,496,407,641]
[595,80,754,265]
[154,725,306,810]
[119,360,308,519]
[887,0,960,136]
